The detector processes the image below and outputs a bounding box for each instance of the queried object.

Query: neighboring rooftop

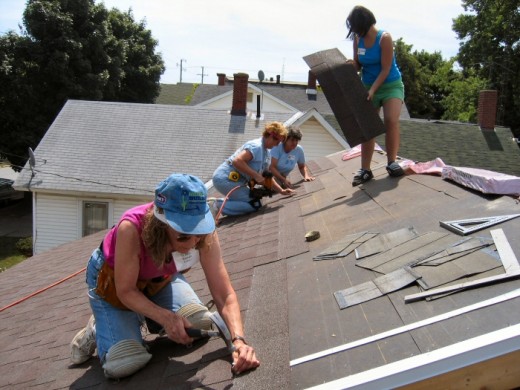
[13,100,295,195]
[378,120,520,177]
[2,149,520,389]
[156,81,520,177]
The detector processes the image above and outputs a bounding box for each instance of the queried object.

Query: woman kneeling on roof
[70,173,260,379]
[211,121,295,216]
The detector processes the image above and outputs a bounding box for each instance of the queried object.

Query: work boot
[352,169,373,186]
[70,315,96,364]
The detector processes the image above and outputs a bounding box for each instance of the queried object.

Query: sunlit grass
[0,236,29,272]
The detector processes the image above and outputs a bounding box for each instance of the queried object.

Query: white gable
[195,84,297,113]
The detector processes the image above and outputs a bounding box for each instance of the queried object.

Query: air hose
[0,266,86,312]
[214,184,243,225]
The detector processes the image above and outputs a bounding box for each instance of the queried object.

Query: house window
[247,92,254,103]
[82,201,108,236]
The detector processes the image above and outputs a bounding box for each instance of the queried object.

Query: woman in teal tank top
[346,5,405,186]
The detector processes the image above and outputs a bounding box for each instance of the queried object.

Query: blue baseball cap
[153,174,215,235]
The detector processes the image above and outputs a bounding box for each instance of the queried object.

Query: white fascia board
[306,323,520,390]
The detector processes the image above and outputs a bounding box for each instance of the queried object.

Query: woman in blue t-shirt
[346,5,405,186]
[211,122,294,216]
[270,126,315,188]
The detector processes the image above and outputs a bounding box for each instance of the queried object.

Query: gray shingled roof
[376,120,520,177]
[14,100,294,195]
[2,150,520,389]
[161,82,336,114]
[155,83,195,105]
[159,81,411,119]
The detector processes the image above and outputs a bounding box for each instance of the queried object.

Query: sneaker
[70,315,96,364]
[386,161,404,177]
[352,169,373,186]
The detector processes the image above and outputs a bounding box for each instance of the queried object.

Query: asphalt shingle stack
[303,48,387,147]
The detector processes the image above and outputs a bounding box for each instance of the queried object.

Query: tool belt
[95,261,173,310]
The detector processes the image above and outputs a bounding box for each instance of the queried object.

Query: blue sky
[0,0,465,85]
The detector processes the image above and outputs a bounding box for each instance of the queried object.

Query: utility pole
[177,59,187,83]
[197,66,209,84]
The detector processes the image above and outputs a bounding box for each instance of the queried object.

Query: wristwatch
[231,335,247,344]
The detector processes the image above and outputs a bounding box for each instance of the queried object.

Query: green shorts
[365,78,405,108]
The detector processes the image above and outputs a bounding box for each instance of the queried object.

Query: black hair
[346,5,376,39]
[286,126,302,141]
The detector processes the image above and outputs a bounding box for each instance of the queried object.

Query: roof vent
[306,70,317,96]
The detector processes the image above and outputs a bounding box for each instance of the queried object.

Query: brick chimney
[478,90,497,130]
[217,73,226,86]
[231,73,249,116]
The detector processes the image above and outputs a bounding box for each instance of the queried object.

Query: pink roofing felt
[442,166,520,197]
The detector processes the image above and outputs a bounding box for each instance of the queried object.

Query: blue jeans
[86,248,203,363]
[212,164,260,216]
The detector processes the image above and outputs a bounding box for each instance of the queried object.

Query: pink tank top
[102,202,178,280]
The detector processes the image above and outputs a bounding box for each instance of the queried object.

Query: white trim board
[492,228,520,272]
[290,288,520,367]
[304,323,520,390]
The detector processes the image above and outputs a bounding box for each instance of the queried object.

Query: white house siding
[33,193,147,254]
[299,118,346,161]
[34,194,80,254]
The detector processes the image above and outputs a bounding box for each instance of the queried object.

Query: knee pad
[177,303,213,331]
[102,339,152,379]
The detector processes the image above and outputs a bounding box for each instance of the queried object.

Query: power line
[7,162,154,194]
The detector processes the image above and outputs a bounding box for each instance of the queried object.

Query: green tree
[432,61,488,122]
[0,32,45,168]
[0,0,165,170]
[395,39,448,119]
[453,0,520,135]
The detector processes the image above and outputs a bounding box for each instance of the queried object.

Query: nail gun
[248,171,274,199]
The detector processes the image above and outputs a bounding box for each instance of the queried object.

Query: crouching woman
[70,173,259,379]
